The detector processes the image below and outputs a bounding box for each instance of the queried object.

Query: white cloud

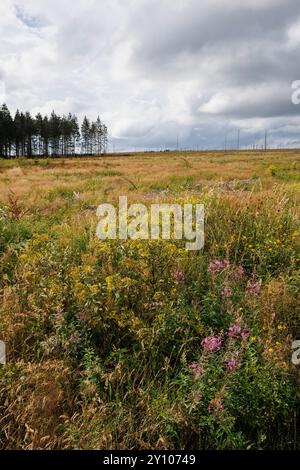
[0,0,300,150]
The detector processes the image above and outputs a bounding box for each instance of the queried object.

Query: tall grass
[0,158,299,450]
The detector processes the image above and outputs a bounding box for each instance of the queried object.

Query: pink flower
[174,270,185,282]
[224,351,240,371]
[208,399,223,417]
[228,322,250,342]
[222,287,232,298]
[208,260,229,274]
[189,362,204,377]
[202,335,223,353]
[226,358,238,371]
[241,330,250,340]
[247,281,261,295]
[233,266,245,279]
[228,323,242,339]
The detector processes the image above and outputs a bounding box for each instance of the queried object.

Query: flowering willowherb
[174,270,185,282]
[222,287,232,298]
[228,322,242,339]
[247,280,261,295]
[201,334,223,353]
[241,330,250,340]
[233,265,245,280]
[189,362,204,377]
[208,260,229,274]
[224,351,240,371]
[208,398,223,417]
[228,322,249,342]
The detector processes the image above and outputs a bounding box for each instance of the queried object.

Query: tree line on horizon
[0,103,108,158]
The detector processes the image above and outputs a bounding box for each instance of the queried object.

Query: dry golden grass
[1,149,300,205]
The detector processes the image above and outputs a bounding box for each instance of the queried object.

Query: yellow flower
[106,276,114,292]
[82,265,93,274]
[277,324,286,331]
[291,231,298,240]
[90,285,99,294]
[268,348,274,354]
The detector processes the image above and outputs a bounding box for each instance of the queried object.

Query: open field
[0,150,300,449]
[1,150,300,202]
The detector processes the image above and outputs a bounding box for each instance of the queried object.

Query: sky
[1,0,300,151]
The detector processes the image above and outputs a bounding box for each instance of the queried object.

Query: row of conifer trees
[0,103,108,158]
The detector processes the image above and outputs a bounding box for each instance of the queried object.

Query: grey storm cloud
[1,0,300,150]
[131,0,298,64]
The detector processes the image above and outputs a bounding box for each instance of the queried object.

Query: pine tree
[95,116,103,155]
[24,112,35,158]
[102,123,108,154]
[81,116,91,155]
[0,104,13,158]
[49,111,61,156]
[42,115,50,156]
[14,110,23,157]
[35,113,44,156]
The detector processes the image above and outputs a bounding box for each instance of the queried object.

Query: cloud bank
[1,0,300,150]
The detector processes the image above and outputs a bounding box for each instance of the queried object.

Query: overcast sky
[1,0,300,151]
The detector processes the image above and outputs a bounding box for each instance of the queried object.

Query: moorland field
[0,150,300,449]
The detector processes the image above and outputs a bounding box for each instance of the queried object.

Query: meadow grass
[0,150,299,450]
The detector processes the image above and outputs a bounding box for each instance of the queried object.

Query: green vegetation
[0,152,299,450]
